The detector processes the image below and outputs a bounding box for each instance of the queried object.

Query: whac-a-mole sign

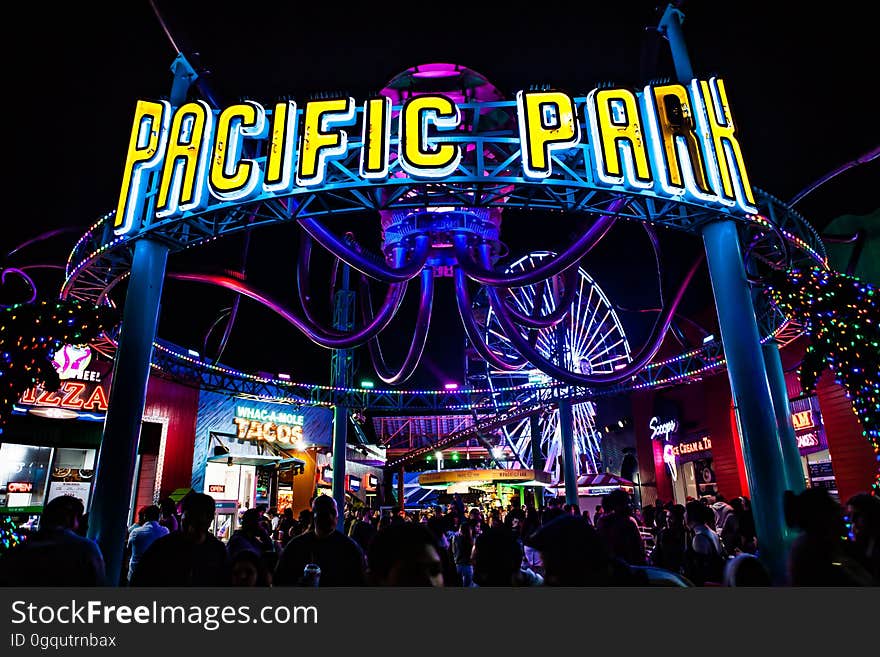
[115,77,755,235]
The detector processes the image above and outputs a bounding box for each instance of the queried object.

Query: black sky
[5,1,878,388]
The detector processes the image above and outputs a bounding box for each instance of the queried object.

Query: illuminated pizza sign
[115,78,755,235]
[232,405,305,444]
[19,381,109,413]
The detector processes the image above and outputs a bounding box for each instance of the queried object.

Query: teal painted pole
[88,239,169,585]
[558,399,579,507]
[659,4,695,81]
[529,413,545,507]
[87,55,196,585]
[331,404,348,531]
[661,0,792,583]
[703,221,793,582]
[763,341,807,494]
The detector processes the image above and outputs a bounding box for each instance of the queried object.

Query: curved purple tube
[299,217,430,282]
[453,197,626,287]
[169,272,406,349]
[454,267,526,371]
[7,227,82,258]
[1,268,37,306]
[214,229,252,363]
[499,264,579,330]
[487,252,704,385]
[364,268,434,385]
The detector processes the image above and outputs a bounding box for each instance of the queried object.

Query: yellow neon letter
[264,101,298,194]
[643,84,713,199]
[398,94,462,177]
[696,78,756,211]
[516,91,580,179]
[296,98,356,187]
[586,88,653,189]
[209,101,266,201]
[156,101,214,218]
[360,97,392,179]
[114,100,170,235]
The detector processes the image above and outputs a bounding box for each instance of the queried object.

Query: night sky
[5,1,878,389]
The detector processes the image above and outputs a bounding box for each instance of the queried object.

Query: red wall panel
[815,371,877,503]
[144,376,199,499]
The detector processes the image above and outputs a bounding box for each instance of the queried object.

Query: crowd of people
[0,485,877,587]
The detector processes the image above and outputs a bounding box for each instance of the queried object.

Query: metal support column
[763,341,807,494]
[331,404,348,531]
[398,466,405,513]
[558,399,579,507]
[662,1,792,582]
[330,264,355,531]
[703,221,793,582]
[87,54,196,585]
[529,414,545,508]
[88,239,169,584]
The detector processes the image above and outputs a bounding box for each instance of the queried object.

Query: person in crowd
[269,507,280,533]
[542,496,565,524]
[127,504,169,584]
[366,522,444,586]
[228,508,275,559]
[722,553,771,586]
[467,507,486,535]
[526,514,643,586]
[128,506,148,535]
[845,493,880,582]
[737,496,757,553]
[295,509,314,537]
[276,508,296,546]
[472,525,541,586]
[682,499,725,586]
[0,495,105,586]
[348,507,378,553]
[522,505,543,572]
[274,495,364,586]
[596,489,646,566]
[592,505,605,527]
[721,496,746,554]
[451,492,466,522]
[641,505,656,535]
[650,504,688,574]
[785,488,873,586]
[158,497,180,533]
[504,497,526,532]
[230,548,271,586]
[130,493,228,586]
[581,509,593,526]
[711,493,735,533]
[451,519,475,586]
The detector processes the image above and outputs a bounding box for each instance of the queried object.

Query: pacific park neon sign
[115,77,756,235]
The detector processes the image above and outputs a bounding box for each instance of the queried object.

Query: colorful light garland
[0,299,115,429]
[768,266,880,496]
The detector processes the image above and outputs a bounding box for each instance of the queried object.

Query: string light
[0,299,115,428]
[768,266,879,496]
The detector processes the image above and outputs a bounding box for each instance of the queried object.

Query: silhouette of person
[0,495,105,586]
[130,493,229,586]
[274,495,364,586]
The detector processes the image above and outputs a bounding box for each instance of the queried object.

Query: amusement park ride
[4,4,848,582]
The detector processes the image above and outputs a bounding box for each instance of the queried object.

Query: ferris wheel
[478,252,631,485]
